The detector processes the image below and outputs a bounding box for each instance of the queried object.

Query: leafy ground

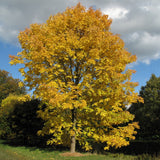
[0,140,158,160]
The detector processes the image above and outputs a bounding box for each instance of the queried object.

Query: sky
[0,0,160,93]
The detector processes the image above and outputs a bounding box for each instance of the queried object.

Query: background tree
[129,74,160,141]
[0,69,26,104]
[10,3,143,153]
[0,94,31,139]
[0,94,46,146]
[10,99,47,146]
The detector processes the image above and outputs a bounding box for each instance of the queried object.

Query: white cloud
[0,0,69,43]
[124,32,160,64]
[103,7,129,19]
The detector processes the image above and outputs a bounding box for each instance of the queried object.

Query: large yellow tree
[10,3,143,153]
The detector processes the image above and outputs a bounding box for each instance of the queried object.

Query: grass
[0,140,158,160]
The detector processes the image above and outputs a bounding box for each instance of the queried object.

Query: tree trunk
[70,134,76,153]
[70,108,76,153]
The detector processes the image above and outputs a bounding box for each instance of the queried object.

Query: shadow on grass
[1,138,69,153]
[1,138,160,159]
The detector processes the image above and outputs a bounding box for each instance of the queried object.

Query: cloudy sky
[0,0,160,92]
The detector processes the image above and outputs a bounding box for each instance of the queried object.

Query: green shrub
[0,94,30,138]
[11,99,47,146]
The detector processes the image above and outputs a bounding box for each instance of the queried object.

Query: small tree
[0,94,30,139]
[0,69,26,104]
[10,3,143,152]
[129,74,160,140]
[11,99,46,146]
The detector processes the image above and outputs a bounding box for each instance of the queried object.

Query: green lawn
[0,140,157,160]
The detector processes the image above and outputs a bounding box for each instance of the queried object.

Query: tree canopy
[0,69,26,104]
[10,3,143,152]
[129,74,160,141]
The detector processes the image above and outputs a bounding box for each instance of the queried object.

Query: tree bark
[70,134,76,153]
[70,108,76,153]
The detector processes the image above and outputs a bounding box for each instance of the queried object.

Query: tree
[0,94,31,139]
[10,99,47,146]
[10,3,143,153]
[0,69,26,104]
[129,74,160,140]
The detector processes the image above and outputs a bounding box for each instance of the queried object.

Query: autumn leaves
[10,3,143,152]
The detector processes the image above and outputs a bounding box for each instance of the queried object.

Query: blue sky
[0,0,160,94]
[0,41,22,79]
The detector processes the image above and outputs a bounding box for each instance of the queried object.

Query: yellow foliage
[0,94,31,116]
[10,3,143,151]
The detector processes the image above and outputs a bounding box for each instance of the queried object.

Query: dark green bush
[0,94,48,146]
